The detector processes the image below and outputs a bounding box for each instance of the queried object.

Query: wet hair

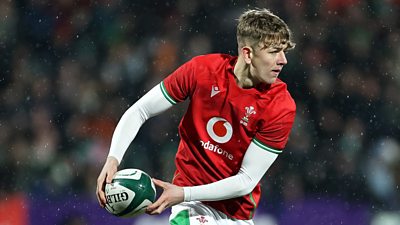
[236,8,295,50]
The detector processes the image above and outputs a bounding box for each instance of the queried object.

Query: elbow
[125,104,148,122]
[235,181,258,197]
[234,169,259,197]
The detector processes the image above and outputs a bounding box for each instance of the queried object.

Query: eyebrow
[267,46,284,52]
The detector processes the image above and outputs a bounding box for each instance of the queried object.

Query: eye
[269,49,283,54]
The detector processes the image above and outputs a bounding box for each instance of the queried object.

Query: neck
[233,56,257,88]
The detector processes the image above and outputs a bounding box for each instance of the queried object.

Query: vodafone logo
[206,117,233,143]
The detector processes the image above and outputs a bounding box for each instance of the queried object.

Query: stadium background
[1,0,399,224]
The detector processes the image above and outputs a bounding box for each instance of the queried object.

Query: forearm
[108,84,173,164]
[183,141,278,201]
[183,169,253,201]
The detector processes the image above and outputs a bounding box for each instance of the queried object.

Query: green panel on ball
[113,173,156,217]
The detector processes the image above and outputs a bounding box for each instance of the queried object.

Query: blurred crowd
[1,0,400,221]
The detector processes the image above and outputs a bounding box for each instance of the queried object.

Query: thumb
[106,172,114,183]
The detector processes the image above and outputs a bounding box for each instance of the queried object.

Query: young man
[97,8,296,225]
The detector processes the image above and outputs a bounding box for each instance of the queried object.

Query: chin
[264,78,277,84]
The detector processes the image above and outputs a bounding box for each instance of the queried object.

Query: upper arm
[254,96,296,153]
[161,58,197,104]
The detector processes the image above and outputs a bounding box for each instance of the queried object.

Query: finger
[96,176,107,207]
[150,202,169,215]
[106,171,114,184]
[152,178,167,189]
[98,189,106,207]
[96,184,106,207]
[147,193,166,212]
[146,197,163,212]
[96,185,106,207]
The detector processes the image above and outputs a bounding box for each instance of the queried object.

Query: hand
[96,156,119,208]
[146,178,184,215]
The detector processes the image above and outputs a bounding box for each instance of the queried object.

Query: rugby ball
[105,168,156,217]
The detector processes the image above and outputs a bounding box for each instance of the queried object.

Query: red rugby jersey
[161,54,296,220]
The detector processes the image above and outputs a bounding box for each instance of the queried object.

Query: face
[248,44,288,84]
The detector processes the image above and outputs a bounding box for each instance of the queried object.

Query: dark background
[1,0,399,224]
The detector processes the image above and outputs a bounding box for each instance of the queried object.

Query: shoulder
[269,79,296,113]
[189,53,235,70]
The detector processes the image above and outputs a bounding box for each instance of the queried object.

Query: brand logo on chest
[206,117,233,143]
[240,106,256,126]
[210,85,220,97]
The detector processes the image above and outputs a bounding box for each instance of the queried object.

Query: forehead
[260,42,288,50]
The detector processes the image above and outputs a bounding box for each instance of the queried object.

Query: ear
[240,46,252,64]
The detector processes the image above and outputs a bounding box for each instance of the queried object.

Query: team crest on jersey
[196,215,208,225]
[240,106,256,126]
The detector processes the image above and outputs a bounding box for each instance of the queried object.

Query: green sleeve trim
[248,193,257,219]
[170,209,190,225]
[160,81,177,105]
[252,138,283,154]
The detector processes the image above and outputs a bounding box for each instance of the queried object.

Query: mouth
[271,69,281,76]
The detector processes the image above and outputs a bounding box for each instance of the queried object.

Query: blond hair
[237,8,295,50]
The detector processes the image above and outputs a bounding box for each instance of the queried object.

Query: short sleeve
[161,58,197,104]
[253,95,296,154]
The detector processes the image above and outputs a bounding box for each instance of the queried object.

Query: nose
[277,51,287,65]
